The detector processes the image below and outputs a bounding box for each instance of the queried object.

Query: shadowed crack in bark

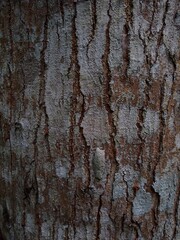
[32,1,50,237]
[101,0,119,231]
[68,3,90,187]
[122,171,140,239]
[157,0,169,47]
[137,13,162,237]
[123,0,133,81]
[34,0,51,161]
[96,194,102,240]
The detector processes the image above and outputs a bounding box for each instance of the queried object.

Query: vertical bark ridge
[8,0,14,65]
[158,81,166,164]
[72,188,77,238]
[86,0,97,59]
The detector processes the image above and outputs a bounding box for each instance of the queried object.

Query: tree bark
[0,0,179,239]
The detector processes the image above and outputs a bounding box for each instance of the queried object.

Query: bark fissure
[124,0,133,27]
[123,0,133,81]
[165,46,176,112]
[101,0,119,219]
[95,194,102,240]
[136,106,145,167]
[157,81,166,167]
[138,20,162,237]
[151,187,160,239]
[122,171,140,239]
[157,0,169,47]
[137,29,152,169]
[56,21,60,45]
[150,80,166,239]
[68,3,90,186]
[22,203,26,240]
[42,13,51,160]
[172,181,180,239]
[20,66,26,114]
[32,1,50,236]
[59,0,64,25]
[122,23,130,81]
[78,95,91,187]
[7,64,13,174]
[34,0,51,161]
[68,5,79,175]
[149,0,156,36]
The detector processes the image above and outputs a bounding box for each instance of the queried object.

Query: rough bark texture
[0,0,180,239]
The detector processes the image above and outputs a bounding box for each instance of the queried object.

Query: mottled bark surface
[0,0,180,239]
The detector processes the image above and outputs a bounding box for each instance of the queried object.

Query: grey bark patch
[113,172,126,199]
[22,55,39,85]
[133,189,152,216]
[153,172,179,212]
[144,109,159,135]
[117,105,138,143]
[55,161,67,179]
[175,133,180,149]
[92,148,106,181]
[81,107,109,145]
[174,13,180,27]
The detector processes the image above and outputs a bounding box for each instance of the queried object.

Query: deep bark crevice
[172,181,180,239]
[101,1,119,227]
[95,194,102,240]
[157,0,169,47]
[68,3,90,186]
[32,1,50,237]
[59,0,65,25]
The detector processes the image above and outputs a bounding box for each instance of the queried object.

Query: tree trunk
[0,0,179,239]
